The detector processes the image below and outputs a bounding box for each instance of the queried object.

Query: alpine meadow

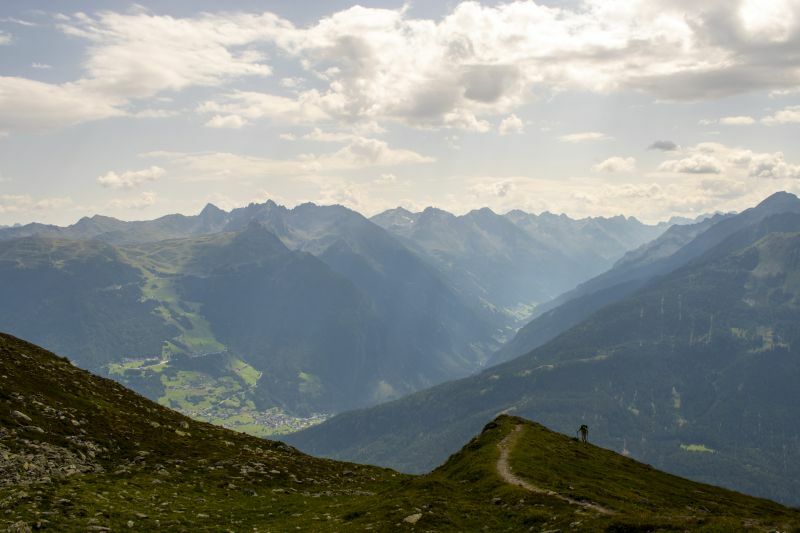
[2,1,800,531]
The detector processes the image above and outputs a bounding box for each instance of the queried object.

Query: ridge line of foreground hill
[2,333,799,531]
[496,424,614,515]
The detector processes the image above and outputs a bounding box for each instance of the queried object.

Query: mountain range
[287,192,800,507]
[371,206,668,331]
[0,201,664,432]
[2,333,798,531]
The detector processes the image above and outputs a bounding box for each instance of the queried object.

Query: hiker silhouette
[577,424,589,443]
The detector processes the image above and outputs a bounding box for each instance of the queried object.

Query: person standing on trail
[577,424,589,443]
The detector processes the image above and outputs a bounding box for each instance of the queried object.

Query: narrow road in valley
[496,425,615,515]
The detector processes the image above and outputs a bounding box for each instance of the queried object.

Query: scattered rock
[10,411,32,424]
[403,513,422,524]
[6,521,31,533]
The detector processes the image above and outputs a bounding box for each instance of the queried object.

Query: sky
[1,0,800,225]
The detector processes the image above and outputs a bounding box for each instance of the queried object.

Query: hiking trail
[496,424,615,515]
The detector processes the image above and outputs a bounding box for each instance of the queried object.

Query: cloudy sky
[1,0,800,225]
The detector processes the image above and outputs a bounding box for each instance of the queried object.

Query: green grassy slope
[3,334,799,531]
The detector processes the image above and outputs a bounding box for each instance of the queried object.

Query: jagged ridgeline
[2,334,798,531]
[0,200,668,435]
[288,192,800,507]
[0,203,498,428]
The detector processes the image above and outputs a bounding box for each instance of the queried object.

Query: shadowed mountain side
[492,192,800,365]
[288,212,800,506]
[0,222,489,417]
[0,237,177,368]
[224,201,499,368]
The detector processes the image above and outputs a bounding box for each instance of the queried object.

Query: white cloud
[593,156,636,173]
[498,114,524,135]
[0,17,36,27]
[0,194,72,214]
[34,197,73,210]
[747,152,800,179]
[146,136,433,180]
[6,2,800,132]
[0,32,11,45]
[31,63,51,69]
[659,154,723,174]
[133,108,178,118]
[0,77,125,131]
[659,142,800,179]
[762,105,800,124]
[302,128,357,142]
[204,114,248,129]
[97,166,165,189]
[558,132,611,143]
[1,10,281,131]
[57,10,276,100]
[318,137,433,168]
[194,1,800,131]
[280,77,304,89]
[109,191,158,210]
[719,116,756,125]
[196,90,331,125]
[739,0,797,43]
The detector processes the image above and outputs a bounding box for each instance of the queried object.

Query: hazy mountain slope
[505,210,668,266]
[492,193,798,365]
[372,207,668,332]
[3,334,797,531]
[0,237,177,368]
[134,223,397,414]
[380,207,580,316]
[288,211,800,506]
[0,204,229,244]
[225,201,498,367]
[491,218,721,365]
[0,221,492,422]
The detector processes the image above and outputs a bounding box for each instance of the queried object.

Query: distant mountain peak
[466,207,498,217]
[383,206,415,216]
[420,206,453,217]
[756,191,800,211]
[199,203,226,217]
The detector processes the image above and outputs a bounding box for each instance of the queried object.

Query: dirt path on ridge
[496,424,615,515]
